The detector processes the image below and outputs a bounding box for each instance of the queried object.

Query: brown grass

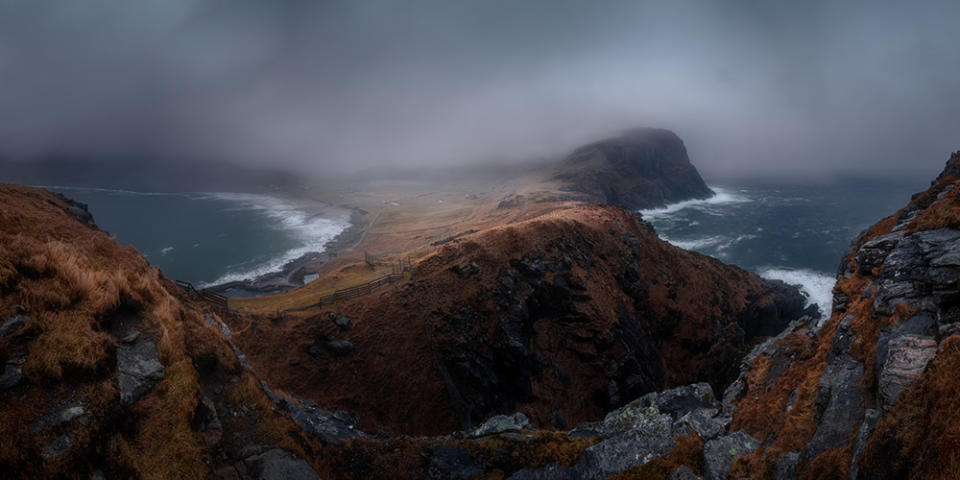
[858,334,960,479]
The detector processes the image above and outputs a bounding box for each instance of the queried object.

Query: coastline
[205,207,368,297]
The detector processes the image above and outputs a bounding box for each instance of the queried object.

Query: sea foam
[198,193,350,287]
[758,267,836,327]
[638,186,749,220]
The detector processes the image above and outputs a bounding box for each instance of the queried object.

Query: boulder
[574,404,676,479]
[117,337,165,406]
[703,430,760,480]
[286,399,364,443]
[334,315,351,330]
[30,402,85,433]
[470,412,532,437]
[0,363,23,390]
[673,408,729,440]
[243,449,321,480]
[856,232,902,273]
[325,339,355,357]
[0,314,26,335]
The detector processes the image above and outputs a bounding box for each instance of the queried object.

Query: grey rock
[31,402,85,433]
[856,232,902,273]
[877,335,936,410]
[0,314,26,336]
[849,409,880,480]
[873,229,960,316]
[42,433,74,460]
[286,400,364,443]
[703,430,760,480]
[117,337,165,406]
[0,363,23,390]
[574,407,676,479]
[470,412,532,437]
[334,315,351,329]
[326,339,354,357]
[507,464,579,480]
[603,383,716,437]
[669,465,701,480]
[427,444,484,480]
[803,315,864,460]
[776,451,800,480]
[673,408,729,440]
[244,449,321,480]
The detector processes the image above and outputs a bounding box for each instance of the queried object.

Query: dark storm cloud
[1,0,959,180]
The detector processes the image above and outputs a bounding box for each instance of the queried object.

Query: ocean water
[45,187,349,287]
[641,180,926,322]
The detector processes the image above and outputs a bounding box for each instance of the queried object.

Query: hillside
[0,185,332,478]
[225,204,813,436]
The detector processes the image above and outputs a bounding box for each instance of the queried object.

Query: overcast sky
[1,0,959,181]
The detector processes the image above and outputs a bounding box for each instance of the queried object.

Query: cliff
[551,128,715,209]
[0,184,336,479]
[701,151,960,479]
[226,204,814,436]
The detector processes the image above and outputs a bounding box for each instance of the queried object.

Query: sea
[45,187,350,288]
[641,179,928,323]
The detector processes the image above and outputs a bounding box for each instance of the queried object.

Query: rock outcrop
[0,184,326,480]
[551,128,715,209]
[702,151,960,478]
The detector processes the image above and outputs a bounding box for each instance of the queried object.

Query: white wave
[197,193,350,287]
[639,186,750,220]
[663,233,757,252]
[662,235,727,250]
[758,267,836,327]
[161,246,174,256]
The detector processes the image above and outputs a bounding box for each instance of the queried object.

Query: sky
[1,0,959,181]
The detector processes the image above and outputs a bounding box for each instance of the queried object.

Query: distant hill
[551,127,714,209]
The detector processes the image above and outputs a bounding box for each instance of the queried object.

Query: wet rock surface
[470,412,532,437]
[243,449,321,480]
[702,430,760,480]
[117,335,165,406]
[0,315,26,336]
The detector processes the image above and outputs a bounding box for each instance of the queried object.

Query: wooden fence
[283,257,413,313]
[175,280,229,309]
[177,257,413,313]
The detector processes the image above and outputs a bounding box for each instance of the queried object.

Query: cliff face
[0,185,333,479]
[552,128,715,209]
[713,151,960,479]
[227,204,814,436]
